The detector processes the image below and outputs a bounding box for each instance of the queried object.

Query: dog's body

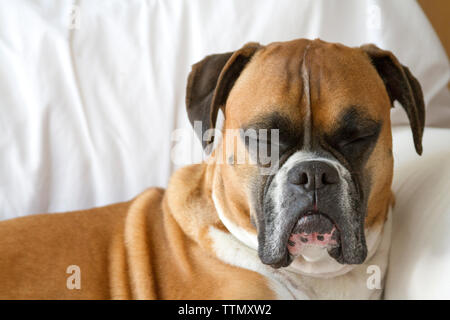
[0,39,424,299]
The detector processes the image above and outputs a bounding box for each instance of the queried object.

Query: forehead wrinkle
[301,44,312,150]
[313,56,322,104]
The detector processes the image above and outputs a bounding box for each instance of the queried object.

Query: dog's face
[186,39,424,268]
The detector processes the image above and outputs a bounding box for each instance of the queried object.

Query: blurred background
[418,0,449,85]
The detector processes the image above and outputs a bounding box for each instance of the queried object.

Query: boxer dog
[0,38,424,299]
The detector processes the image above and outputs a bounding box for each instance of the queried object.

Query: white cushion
[385,126,450,299]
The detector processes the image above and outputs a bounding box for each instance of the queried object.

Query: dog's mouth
[287,212,341,258]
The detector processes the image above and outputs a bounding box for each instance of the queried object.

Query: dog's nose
[288,161,339,191]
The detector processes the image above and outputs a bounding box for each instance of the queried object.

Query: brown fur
[0,167,274,299]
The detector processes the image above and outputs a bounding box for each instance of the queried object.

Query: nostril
[321,173,327,185]
[321,170,339,185]
[321,172,334,185]
[299,172,308,185]
[288,171,309,185]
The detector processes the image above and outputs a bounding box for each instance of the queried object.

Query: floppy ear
[185,42,260,149]
[361,44,425,155]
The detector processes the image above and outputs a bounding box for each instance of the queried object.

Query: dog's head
[186,39,425,268]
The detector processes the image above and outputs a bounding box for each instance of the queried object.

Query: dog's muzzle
[286,161,341,257]
[285,160,366,265]
[260,158,367,268]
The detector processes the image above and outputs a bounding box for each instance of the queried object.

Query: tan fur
[0,168,274,299]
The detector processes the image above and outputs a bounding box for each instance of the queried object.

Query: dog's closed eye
[338,131,379,149]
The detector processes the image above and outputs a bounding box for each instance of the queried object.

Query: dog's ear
[361,44,425,155]
[186,42,260,149]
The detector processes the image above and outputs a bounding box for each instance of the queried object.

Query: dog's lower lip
[288,211,336,234]
[287,211,341,257]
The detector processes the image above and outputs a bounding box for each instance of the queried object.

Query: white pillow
[385,126,450,299]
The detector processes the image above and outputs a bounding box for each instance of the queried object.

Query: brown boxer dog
[0,38,424,299]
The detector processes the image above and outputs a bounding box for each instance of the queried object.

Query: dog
[0,38,424,299]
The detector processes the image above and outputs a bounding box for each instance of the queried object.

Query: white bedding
[386,126,450,299]
[0,0,449,299]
